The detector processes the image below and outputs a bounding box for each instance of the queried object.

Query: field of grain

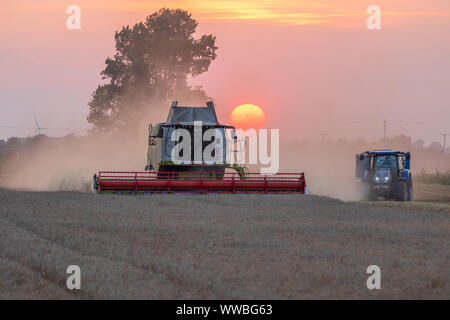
[0,189,449,299]
[414,183,450,205]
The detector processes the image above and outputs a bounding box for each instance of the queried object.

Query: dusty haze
[1,126,449,201]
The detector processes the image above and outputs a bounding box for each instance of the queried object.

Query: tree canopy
[87,8,218,134]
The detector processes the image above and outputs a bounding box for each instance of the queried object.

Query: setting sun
[230,104,266,130]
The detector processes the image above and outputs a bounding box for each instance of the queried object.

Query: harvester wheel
[395,181,408,202]
[91,174,98,194]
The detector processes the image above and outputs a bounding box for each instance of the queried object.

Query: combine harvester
[92,101,307,194]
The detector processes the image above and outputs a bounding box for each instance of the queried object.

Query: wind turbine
[32,112,50,136]
[0,113,78,137]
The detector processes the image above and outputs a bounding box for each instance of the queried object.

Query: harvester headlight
[375,176,380,183]
[384,176,390,182]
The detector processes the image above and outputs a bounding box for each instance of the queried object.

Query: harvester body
[356,149,413,201]
[92,101,307,194]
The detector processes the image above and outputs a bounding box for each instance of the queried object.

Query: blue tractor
[356,150,413,201]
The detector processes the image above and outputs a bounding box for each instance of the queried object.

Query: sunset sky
[1,0,450,143]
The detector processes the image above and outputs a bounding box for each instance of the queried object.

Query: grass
[416,170,450,185]
[0,191,449,299]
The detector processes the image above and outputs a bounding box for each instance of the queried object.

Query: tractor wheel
[395,181,408,202]
[366,185,377,201]
[407,178,413,201]
[360,182,376,201]
[368,191,377,201]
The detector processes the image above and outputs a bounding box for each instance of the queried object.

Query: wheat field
[0,190,449,299]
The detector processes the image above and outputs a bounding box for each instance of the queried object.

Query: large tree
[87,8,218,134]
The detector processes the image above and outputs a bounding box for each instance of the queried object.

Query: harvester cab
[144,101,243,176]
[92,101,307,194]
[356,149,413,201]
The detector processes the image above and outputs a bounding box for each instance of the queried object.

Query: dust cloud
[0,97,204,192]
[280,136,450,201]
[1,120,449,199]
[0,91,214,192]
[0,134,146,192]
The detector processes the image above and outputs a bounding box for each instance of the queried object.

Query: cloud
[101,0,450,26]
[5,1,449,27]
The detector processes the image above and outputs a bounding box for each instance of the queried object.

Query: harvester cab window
[156,124,164,138]
[164,127,176,157]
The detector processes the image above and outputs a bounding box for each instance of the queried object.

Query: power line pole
[442,133,448,152]
[383,120,387,140]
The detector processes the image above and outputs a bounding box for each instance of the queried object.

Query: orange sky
[1,1,450,143]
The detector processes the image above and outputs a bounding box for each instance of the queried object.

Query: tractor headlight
[384,176,390,183]
[375,176,380,183]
